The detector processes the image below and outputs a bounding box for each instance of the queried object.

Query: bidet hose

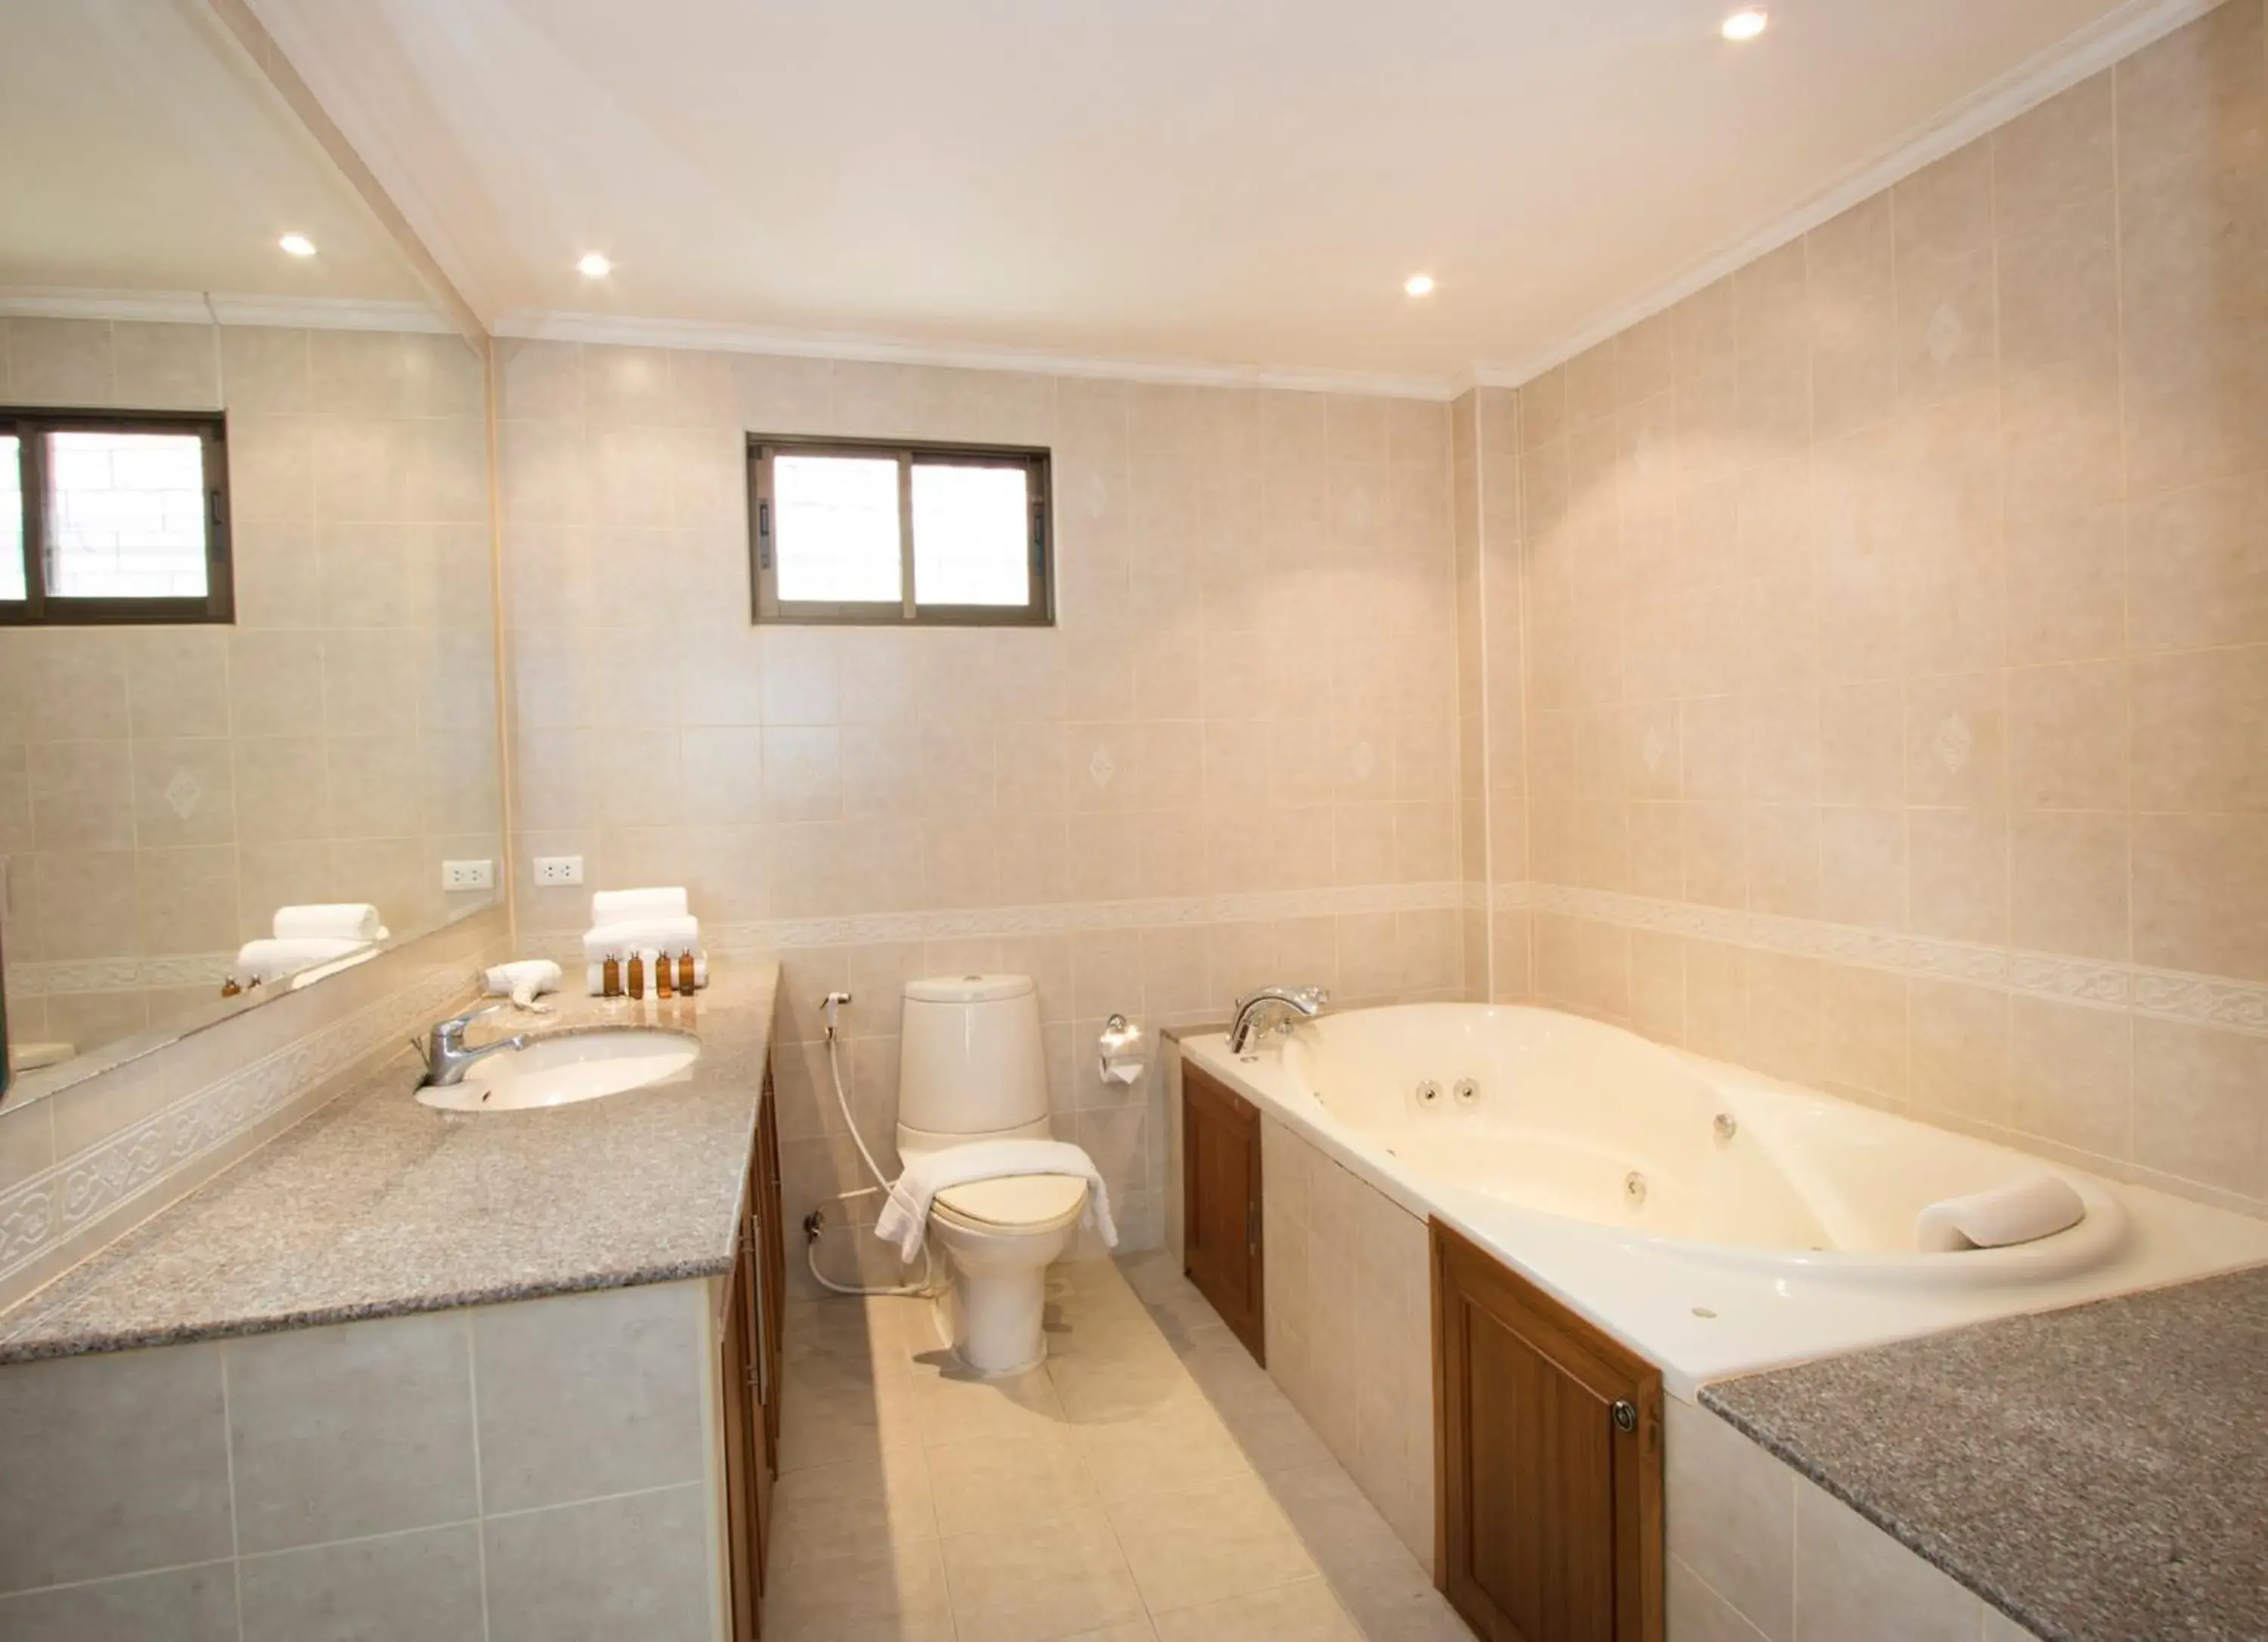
[804,1027,936,1299]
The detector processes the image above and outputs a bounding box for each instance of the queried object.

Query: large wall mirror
[0,1,504,1107]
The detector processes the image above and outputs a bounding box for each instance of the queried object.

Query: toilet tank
[897,974,1046,1141]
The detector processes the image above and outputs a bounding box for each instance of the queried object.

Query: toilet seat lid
[934,1173,1088,1228]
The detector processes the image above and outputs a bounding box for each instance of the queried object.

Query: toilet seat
[932,1173,1088,1232]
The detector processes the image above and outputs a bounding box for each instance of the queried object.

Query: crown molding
[491,307,1462,402]
[0,287,455,334]
[1466,0,2223,390]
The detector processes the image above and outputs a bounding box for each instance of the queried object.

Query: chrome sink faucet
[414,1002,531,1088]
[1228,984,1329,1053]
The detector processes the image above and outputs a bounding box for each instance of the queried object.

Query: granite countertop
[0,962,779,1365]
[1702,1266,2268,1642]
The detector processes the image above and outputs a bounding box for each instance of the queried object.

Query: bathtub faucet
[1228,984,1329,1053]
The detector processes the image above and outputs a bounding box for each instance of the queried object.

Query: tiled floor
[768,1250,1478,1642]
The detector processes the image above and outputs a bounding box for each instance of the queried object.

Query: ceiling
[43,0,2158,382]
[0,0,423,305]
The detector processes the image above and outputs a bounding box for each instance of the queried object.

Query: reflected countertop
[0,962,779,1365]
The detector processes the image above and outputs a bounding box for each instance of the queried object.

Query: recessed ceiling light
[1405,274,1436,297]
[278,233,317,258]
[577,251,613,278]
[1721,8,1768,41]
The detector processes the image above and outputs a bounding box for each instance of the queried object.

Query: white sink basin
[416,1027,702,1112]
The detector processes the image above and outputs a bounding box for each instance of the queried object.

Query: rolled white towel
[274,903,386,942]
[236,936,367,986]
[590,887,689,925]
[581,915,700,963]
[875,1139,1116,1264]
[1915,1173,2087,1253]
[584,953,708,996]
[484,959,564,1010]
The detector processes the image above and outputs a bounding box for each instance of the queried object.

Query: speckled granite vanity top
[0,962,779,1364]
[1703,1265,2268,1642]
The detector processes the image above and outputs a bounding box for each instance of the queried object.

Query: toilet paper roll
[1098,1013,1145,1084]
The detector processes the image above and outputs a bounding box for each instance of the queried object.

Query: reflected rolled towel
[273,903,386,942]
[590,887,689,925]
[581,915,700,962]
[1915,1173,2086,1253]
[236,936,368,986]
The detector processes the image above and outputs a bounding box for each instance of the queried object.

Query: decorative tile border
[528,881,1472,962]
[0,961,472,1285]
[1514,882,2268,1039]
[6,951,236,999]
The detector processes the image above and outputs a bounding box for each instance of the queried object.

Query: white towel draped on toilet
[875,1140,1117,1262]
[1914,1173,2086,1253]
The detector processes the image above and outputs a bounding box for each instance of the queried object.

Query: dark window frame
[0,407,234,627]
[748,435,1052,627]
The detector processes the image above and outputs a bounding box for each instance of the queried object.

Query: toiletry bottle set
[600,949,702,1000]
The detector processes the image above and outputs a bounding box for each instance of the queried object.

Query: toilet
[897,973,1090,1374]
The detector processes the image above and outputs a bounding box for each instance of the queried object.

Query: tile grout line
[463,1311,492,1642]
[219,1342,246,1642]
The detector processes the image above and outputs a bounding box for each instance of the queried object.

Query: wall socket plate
[533,855,585,887]
[442,859,494,892]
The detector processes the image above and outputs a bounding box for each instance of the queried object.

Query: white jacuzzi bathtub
[1182,1003,2268,1396]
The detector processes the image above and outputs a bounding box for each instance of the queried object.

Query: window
[0,410,233,625]
[750,437,1050,625]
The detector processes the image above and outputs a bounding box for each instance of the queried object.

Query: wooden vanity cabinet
[1182,1061,1265,1362]
[1432,1220,1662,1642]
[720,1061,789,1640]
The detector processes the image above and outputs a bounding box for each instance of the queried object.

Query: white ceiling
[0,0,423,305]
[249,0,2161,380]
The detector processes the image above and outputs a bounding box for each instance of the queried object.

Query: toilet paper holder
[1097,1012,1145,1083]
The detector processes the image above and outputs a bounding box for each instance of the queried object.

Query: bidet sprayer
[820,990,852,1039]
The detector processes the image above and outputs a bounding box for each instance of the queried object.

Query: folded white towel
[581,915,700,963]
[875,1140,1116,1263]
[484,959,563,1010]
[236,936,367,985]
[273,903,385,942]
[584,953,708,996]
[1915,1173,2086,1253]
[591,887,689,925]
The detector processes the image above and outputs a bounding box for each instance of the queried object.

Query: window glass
[773,453,901,603]
[42,429,209,598]
[911,463,1030,606]
[0,436,21,602]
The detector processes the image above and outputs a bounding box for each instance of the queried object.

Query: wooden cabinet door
[757,1070,786,1467]
[1432,1220,1662,1642]
[718,1212,761,1640]
[1182,1062,1265,1362]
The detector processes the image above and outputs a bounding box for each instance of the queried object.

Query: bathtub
[1182,1003,2268,1396]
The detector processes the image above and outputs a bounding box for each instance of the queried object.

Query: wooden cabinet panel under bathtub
[1432,1220,1663,1642]
[1182,1062,1266,1362]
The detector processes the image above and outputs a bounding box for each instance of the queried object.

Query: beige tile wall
[1495,1,2268,1216]
[0,1278,720,1642]
[1666,1395,2046,1641]
[0,318,502,1046]
[492,343,1467,1275]
[1259,1112,1435,1573]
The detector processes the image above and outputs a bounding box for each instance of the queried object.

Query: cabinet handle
[1246,1201,1259,1256]
[1611,1399,1637,1433]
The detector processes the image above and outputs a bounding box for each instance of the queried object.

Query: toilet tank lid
[903,973,1035,1004]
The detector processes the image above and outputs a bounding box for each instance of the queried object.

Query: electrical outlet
[533,855,584,887]
[442,859,494,892]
